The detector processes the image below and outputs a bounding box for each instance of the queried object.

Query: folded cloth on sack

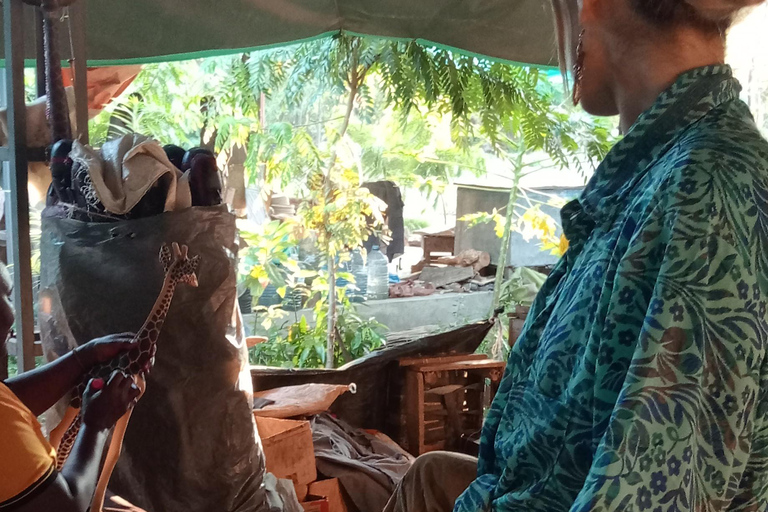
[310,413,413,512]
[69,134,192,216]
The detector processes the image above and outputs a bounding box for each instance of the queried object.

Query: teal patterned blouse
[454,65,768,512]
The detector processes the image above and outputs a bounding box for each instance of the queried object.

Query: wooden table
[411,229,456,272]
[422,233,455,264]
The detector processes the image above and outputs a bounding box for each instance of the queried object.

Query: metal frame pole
[3,0,36,372]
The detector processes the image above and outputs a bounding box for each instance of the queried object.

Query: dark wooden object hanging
[43,6,72,143]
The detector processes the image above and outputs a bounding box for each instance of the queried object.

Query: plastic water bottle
[349,249,368,302]
[366,246,389,300]
[336,257,350,289]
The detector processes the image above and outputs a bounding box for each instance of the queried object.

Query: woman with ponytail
[385,1,768,511]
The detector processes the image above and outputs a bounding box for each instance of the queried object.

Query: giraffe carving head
[159,243,200,287]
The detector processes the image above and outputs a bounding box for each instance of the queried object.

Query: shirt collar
[576,65,741,226]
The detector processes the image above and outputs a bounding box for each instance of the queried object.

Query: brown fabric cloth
[362,181,404,262]
[383,452,477,512]
[310,413,412,512]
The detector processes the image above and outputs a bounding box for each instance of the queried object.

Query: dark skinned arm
[5,350,88,417]
[14,426,111,512]
[3,333,136,416]
[15,373,141,512]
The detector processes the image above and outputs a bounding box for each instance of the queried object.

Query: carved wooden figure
[48,242,200,512]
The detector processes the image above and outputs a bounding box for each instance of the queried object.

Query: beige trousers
[383,451,478,512]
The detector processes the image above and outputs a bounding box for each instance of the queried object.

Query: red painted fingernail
[91,378,104,390]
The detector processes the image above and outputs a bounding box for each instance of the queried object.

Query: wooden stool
[399,354,505,456]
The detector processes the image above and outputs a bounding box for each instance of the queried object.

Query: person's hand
[81,371,141,431]
[74,333,137,369]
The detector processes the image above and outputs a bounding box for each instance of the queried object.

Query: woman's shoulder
[631,101,768,234]
[665,100,768,181]
[640,100,768,212]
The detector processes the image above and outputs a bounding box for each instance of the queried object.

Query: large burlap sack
[39,205,266,512]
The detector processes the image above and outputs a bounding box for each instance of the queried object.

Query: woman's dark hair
[629,0,759,32]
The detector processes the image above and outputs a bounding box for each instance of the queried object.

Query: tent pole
[4,0,36,373]
[70,1,88,144]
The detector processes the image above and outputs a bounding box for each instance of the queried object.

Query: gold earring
[572,29,586,106]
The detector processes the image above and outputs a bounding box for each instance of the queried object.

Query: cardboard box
[301,495,329,512]
[294,483,310,502]
[255,416,317,485]
[308,479,349,512]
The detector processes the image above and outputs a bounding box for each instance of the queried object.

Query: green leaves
[249,284,387,369]
[238,219,301,303]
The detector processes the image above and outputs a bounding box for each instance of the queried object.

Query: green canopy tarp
[1,0,558,67]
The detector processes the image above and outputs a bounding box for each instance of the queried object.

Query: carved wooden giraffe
[48,242,200,512]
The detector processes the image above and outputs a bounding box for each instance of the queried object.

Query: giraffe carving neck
[127,274,178,372]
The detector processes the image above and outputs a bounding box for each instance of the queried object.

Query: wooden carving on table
[48,243,200,512]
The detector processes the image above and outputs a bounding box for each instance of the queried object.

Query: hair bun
[685,0,764,21]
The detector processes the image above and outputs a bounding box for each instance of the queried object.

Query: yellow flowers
[460,203,570,258]
[518,206,569,257]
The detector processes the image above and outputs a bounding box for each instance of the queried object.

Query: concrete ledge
[243,291,494,335]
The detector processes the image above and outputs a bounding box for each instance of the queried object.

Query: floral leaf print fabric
[454,66,768,512]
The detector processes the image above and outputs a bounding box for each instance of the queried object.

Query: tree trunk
[225,144,248,215]
[324,42,362,368]
[489,163,522,317]
[326,251,336,369]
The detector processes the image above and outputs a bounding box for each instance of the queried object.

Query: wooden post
[4,0,36,372]
[69,1,89,144]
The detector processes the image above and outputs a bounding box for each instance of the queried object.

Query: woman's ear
[580,0,610,25]
[580,0,597,23]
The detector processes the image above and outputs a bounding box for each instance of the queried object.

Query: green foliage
[82,33,618,372]
[90,61,205,147]
[89,34,615,205]
[6,356,45,378]
[240,160,386,368]
[346,109,486,202]
[256,35,615,170]
[238,219,302,303]
[299,163,386,258]
[476,267,547,359]
[246,122,323,190]
[462,209,508,239]
[249,280,387,369]
[404,218,429,232]
[498,267,548,311]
